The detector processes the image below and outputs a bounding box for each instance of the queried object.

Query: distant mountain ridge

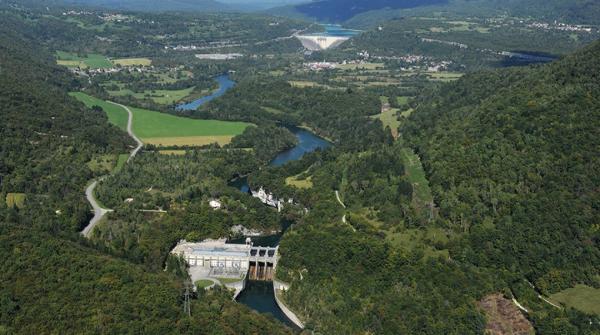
[293,0,449,22]
[61,0,230,12]
[271,0,600,27]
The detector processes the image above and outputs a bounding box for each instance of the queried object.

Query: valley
[0,1,599,334]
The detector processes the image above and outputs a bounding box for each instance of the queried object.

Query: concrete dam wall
[296,35,350,51]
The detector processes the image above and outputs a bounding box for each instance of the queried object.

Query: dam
[172,239,278,283]
[296,24,360,51]
[296,35,350,51]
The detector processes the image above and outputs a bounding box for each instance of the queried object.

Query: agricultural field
[129,105,249,146]
[56,51,112,69]
[111,58,152,67]
[550,285,600,315]
[5,193,26,209]
[336,62,385,70]
[427,72,463,82]
[71,92,250,147]
[107,87,195,105]
[70,92,129,130]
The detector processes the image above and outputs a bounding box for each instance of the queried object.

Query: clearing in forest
[70,92,129,130]
[111,58,152,66]
[550,285,600,315]
[6,193,26,209]
[71,92,250,147]
[401,148,434,209]
[56,51,112,69]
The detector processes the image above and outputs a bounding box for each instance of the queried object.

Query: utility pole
[183,280,192,317]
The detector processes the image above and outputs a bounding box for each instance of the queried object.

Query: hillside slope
[404,40,600,293]
[0,12,291,334]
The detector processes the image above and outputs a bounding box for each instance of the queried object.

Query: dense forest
[268,40,600,335]
[403,40,600,294]
[192,79,388,150]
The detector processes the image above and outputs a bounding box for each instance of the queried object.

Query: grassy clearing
[550,285,600,315]
[87,155,116,173]
[348,210,449,259]
[288,81,330,89]
[336,62,385,70]
[108,87,194,105]
[128,104,250,146]
[142,136,235,147]
[285,175,313,189]
[56,51,112,69]
[111,58,152,66]
[195,280,214,289]
[114,154,129,173]
[6,193,26,209]
[427,72,463,82]
[217,277,243,284]
[70,92,129,130]
[401,148,433,208]
[71,92,249,147]
[396,96,409,106]
[385,226,450,260]
[159,150,187,155]
[372,109,400,138]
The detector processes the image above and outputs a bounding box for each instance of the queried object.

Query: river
[176,74,235,110]
[178,73,330,329]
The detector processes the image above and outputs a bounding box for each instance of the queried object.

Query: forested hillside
[0,16,132,232]
[0,13,291,334]
[404,41,600,293]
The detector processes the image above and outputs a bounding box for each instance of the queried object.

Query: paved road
[107,101,143,162]
[335,190,346,208]
[81,180,113,238]
[81,101,142,237]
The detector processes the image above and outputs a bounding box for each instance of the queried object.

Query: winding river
[179,73,331,328]
[176,74,235,110]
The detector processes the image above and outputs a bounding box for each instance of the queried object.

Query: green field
[114,154,129,173]
[70,92,129,130]
[56,51,112,69]
[372,108,401,138]
[336,62,385,70]
[107,87,194,105]
[401,148,434,209]
[550,285,600,315]
[6,193,26,209]
[111,58,152,66]
[129,106,249,146]
[216,277,243,284]
[195,280,214,289]
[285,175,313,189]
[71,92,250,147]
[396,96,409,106]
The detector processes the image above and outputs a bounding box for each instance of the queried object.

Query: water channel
[177,73,331,329]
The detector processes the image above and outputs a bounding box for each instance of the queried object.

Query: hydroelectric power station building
[171,238,278,281]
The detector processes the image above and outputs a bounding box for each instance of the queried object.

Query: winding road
[81,101,143,238]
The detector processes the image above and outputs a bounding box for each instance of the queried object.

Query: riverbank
[273,280,305,329]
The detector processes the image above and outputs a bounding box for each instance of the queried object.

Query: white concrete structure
[296,35,350,51]
[172,238,251,272]
[171,239,279,283]
[209,199,222,210]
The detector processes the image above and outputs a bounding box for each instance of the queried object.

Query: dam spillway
[296,35,350,51]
